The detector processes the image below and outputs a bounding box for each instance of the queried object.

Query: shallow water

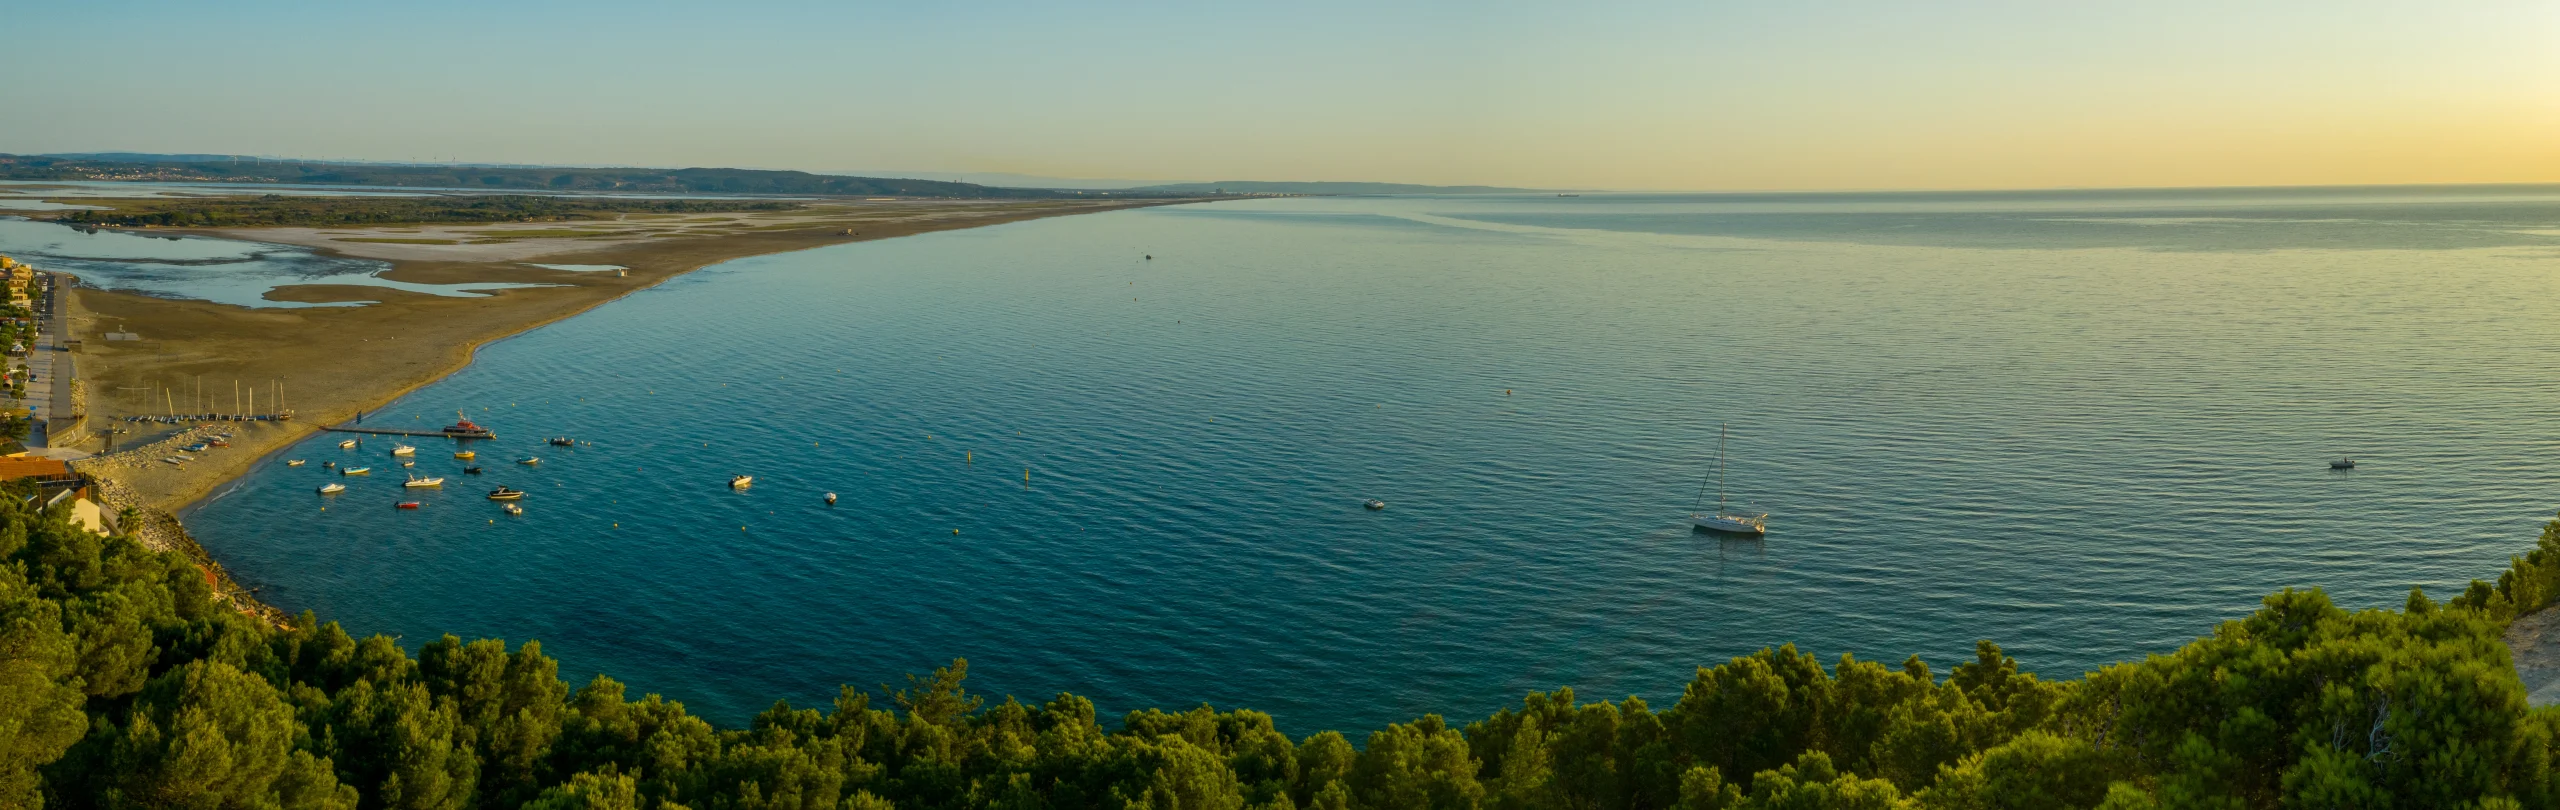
[0,217,549,308]
[191,186,2560,733]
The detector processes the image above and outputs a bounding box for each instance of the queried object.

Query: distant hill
[1131,180,1542,195]
[2,154,1182,199]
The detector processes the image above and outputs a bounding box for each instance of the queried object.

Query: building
[0,457,112,534]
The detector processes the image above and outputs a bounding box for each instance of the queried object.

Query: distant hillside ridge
[1133,180,1546,195]
[0,154,1181,199]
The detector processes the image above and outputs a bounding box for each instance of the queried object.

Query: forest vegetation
[6,483,2559,809]
[45,195,799,229]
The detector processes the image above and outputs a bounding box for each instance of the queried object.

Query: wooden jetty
[321,425,496,440]
[322,411,495,440]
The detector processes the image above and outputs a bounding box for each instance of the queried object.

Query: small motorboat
[390,444,416,456]
[404,476,444,488]
[396,501,422,510]
[548,437,575,447]
[824,492,838,505]
[323,461,336,469]
[502,503,523,516]
[486,487,525,501]
[518,457,541,465]
[399,460,416,468]
[317,483,345,495]
[1363,499,1386,510]
[455,450,476,460]
[342,467,371,476]
[2330,458,2356,469]
[338,439,358,449]
[286,459,306,467]
[730,475,754,489]
[463,466,484,475]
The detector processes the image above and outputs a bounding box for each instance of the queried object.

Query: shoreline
[59,197,1202,620]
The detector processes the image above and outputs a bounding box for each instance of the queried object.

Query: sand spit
[39,197,1193,620]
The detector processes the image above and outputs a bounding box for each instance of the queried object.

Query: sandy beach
[47,197,1187,556]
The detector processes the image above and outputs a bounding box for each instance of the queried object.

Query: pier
[321,425,496,440]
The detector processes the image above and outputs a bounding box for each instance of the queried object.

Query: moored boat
[502,503,524,515]
[405,475,444,488]
[1688,423,1769,536]
[391,444,416,456]
[338,439,358,449]
[730,475,753,489]
[486,487,525,501]
[518,457,541,465]
[442,410,496,439]
[455,450,475,460]
[317,483,345,494]
[396,501,422,509]
[342,467,371,476]
[286,459,306,467]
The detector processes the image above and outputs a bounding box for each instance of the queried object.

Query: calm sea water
[190,186,2560,733]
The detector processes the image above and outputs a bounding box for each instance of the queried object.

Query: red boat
[396,501,422,509]
[442,409,496,439]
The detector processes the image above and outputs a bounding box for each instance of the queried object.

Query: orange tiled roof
[0,457,74,480]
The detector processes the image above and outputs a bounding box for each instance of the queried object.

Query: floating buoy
[1365,499,1387,510]
[825,492,837,505]
[952,529,959,535]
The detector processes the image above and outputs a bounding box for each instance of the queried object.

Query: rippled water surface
[191,187,2560,732]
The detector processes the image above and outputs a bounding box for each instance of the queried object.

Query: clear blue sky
[5,1,2552,189]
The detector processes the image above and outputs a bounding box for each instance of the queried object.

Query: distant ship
[1557,193,1581,197]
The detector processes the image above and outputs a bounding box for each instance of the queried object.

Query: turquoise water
[191,187,2560,733]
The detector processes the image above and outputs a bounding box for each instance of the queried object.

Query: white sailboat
[1690,423,1767,535]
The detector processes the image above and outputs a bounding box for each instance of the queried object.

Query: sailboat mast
[1718,423,1728,514]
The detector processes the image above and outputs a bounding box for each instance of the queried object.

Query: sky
[4,1,2554,191]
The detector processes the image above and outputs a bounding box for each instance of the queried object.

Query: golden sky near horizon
[4,1,2555,190]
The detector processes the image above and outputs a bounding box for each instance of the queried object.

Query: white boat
[730,475,754,489]
[1688,423,1768,536]
[404,475,444,488]
[286,459,306,467]
[162,456,189,465]
[391,444,416,456]
[502,503,523,515]
[317,483,346,494]
[338,439,358,449]
[342,467,371,476]
[518,457,541,465]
